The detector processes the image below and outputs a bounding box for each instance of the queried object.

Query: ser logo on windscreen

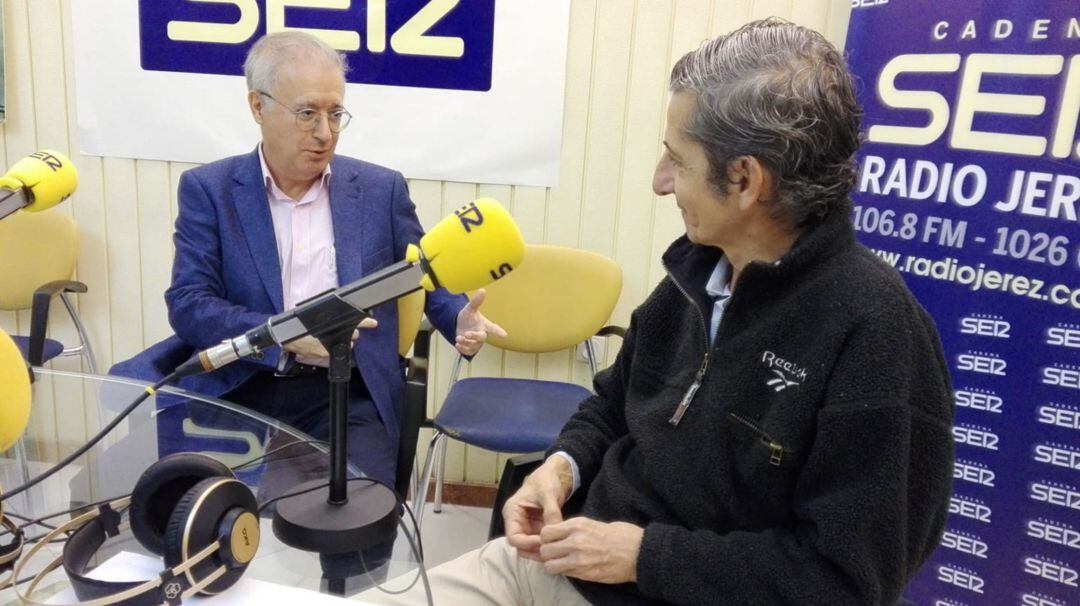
[139,0,496,91]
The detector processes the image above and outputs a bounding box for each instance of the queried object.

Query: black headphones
[15,453,260,605]
[0,482,26,576]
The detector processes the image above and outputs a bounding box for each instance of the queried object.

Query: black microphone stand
[272,312,398,554]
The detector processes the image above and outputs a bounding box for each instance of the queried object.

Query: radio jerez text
[858,157,1078,223]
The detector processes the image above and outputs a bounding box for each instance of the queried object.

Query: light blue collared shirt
[705,257,732,347]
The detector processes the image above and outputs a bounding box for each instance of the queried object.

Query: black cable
[400,517,434,606]
[355,519,423,596]
[1,569,43,590]
[400,495,424,562]
[9,493,121,534]
[230,438,330,471]
[0,372,179,506]
[372,503,432,604]
[337,485,432,604]
[3,511,56,531]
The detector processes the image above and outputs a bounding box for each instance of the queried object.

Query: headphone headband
[13,454,259,606]
[14,499,231,606]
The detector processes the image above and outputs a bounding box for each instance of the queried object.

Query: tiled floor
[400,503,494,568]
[355,502,492,600]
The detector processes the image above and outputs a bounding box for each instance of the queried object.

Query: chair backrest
[477,244,622,354]
[0,210,78,311]
[397,289,426,357]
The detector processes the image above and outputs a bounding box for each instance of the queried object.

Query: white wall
[1,0,850,485]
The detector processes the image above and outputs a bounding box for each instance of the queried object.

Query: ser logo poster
[846,1,1078,605]
[138,0,495,91]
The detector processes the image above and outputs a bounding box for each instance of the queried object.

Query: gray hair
[670,18,861,226]
[243,31,349,94]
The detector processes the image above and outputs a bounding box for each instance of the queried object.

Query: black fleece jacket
[551,212,955,606]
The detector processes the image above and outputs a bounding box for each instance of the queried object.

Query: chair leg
[412,431,446,529]
[59,295,104,431]
[80,348,98,376]
[433,435,448,514]
[584,337,599,378]
[59,293,98,375]
[409,454,421,503]
[14,436,32,485]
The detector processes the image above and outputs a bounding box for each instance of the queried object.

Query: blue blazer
[111,149,465,439]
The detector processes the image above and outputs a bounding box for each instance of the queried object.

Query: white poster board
[70,1,571,187]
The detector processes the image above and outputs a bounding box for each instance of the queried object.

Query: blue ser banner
[846,2,1079,605]
[138,0,495,91]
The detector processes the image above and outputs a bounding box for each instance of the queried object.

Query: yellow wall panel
[545,0,598,249]
[102,157,144,364]
[613,1,675,324]
[578,0,636,257]
[135,160,175,347]
[750,0,796,21]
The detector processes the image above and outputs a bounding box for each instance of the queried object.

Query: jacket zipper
[662,260,711,427]
[669,354,708,426]
[728,412,794,466]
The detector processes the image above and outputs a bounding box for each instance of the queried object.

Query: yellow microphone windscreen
[0,328,31,453]
[4,150,78,212]
[418,198,525,294]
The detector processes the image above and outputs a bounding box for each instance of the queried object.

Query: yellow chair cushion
[475,244,622,354]
[397,289,426,357]
[0,210,78,311]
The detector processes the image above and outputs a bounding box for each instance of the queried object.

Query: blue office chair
[412,244,623,525]
[0,209,97,373]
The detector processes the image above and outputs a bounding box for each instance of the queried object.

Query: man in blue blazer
[112,31,502,488]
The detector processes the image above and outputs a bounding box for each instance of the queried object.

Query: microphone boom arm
[187,260,427,376]
[0,188,28,222]
[270,261,426,345]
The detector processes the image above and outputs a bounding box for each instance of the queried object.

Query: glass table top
[0,368,424,604]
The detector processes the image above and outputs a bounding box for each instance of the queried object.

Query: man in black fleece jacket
[365,18,954,606]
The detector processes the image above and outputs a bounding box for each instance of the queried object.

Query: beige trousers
[357,537,593,606]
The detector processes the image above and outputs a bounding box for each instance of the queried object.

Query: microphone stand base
[271,479,399,554]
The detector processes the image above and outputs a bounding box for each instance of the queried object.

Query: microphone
[0,328,32,453]
[178,197,525,376]
[1,328,32,574]
[0,150,79,221]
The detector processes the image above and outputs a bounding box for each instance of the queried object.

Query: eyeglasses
[257,91,352,133]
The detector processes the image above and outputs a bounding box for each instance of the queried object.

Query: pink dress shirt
[258,146,338,367]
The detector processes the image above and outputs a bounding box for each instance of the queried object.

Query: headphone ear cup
[163,477,258,595]
[130,453,233,555]
[0,485,15,569]
[0,515,23,569]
